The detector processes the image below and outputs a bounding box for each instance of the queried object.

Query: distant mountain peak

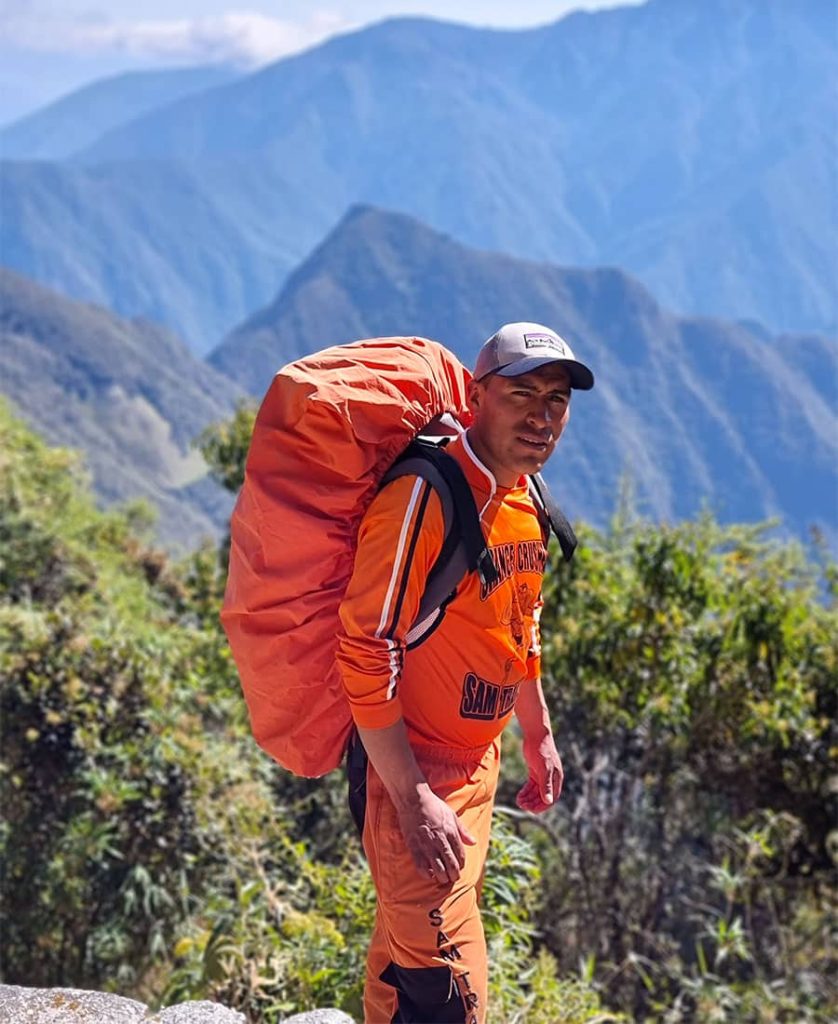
[207,203,836,547]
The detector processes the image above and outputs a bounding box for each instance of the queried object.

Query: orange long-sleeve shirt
[337,434,548,749]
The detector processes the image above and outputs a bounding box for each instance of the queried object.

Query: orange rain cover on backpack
[221,337,473,777]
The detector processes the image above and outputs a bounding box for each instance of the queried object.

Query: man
[337,322,594,1024]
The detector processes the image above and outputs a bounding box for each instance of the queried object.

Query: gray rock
[0,986,247,1024]
[150,1002,246,1023]
[282,1013,356,1024]
[0,986,148,1023]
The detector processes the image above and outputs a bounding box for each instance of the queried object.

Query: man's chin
[517,444,554,471]
[513,454,549,477]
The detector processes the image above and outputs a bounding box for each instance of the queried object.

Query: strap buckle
[476,548,500,588]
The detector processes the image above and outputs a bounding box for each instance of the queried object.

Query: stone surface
[282,1013,356,1024]
[150,1001,246,1023]
[0,986,248,1024]
[0,986,148,1023]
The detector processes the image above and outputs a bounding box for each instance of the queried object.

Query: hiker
[337,322,595,1024]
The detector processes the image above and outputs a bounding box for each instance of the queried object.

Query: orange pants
[355,738,500,1024]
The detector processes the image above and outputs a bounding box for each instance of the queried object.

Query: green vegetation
[1,400,835,1022]
[509,512,836,1021]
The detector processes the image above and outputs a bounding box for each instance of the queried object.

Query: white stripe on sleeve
[374,477,425,639]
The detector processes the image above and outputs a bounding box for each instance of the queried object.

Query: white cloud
[1,9,354,67]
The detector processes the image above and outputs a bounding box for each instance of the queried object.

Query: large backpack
[221,336,576,778]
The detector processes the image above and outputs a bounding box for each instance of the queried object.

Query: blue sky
[0,0,642,125]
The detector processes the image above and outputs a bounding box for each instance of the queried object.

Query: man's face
[466,363,571,486]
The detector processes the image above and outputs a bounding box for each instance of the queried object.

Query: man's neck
[463,428,518,489]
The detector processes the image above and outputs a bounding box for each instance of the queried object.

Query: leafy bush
[1,606,195,986]
[0,403,249,990]
[163,830,373,1021]
[162,808,616,1024]
[3,402,835,1024]
[497,514,838,1022]
[484,814,626,1024]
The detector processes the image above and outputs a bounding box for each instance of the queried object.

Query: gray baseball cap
[473,321,594,390]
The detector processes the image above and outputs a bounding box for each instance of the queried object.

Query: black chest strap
[380,440,576,645]
[529,472,577,562]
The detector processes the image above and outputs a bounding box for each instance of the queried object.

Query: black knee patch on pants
[380,962,466,1023]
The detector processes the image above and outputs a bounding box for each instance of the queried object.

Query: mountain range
[2,201,834,548]
[211,205,837,544]
[1,0,834,353]
[0,269,241,548]
[0,65,238,161]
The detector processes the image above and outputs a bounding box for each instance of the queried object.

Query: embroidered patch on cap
[522,332,569,356]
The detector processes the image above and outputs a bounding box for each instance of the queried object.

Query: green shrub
[3,401,835,1024]
[163,830,373,1021]
[500,515,837,1021]
[0,403,248,989]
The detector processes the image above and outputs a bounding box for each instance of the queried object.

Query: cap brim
[495,356,595,390]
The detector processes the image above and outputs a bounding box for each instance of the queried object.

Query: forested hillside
[1,402,834,1022]
[0,269,241,547]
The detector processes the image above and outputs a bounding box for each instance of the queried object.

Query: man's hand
[516,731,564,814]
[397,785,476,884]
[356,720,475,884]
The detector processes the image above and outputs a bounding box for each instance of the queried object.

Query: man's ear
[466,378,482,414]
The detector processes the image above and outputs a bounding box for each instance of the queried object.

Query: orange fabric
[338,432,550,1021]
[337,435,546,747]
[362,742,499,1024]
[221,337,472,777]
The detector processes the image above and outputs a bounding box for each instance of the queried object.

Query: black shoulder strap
[381,440,498,640]
[380,443,576,645]
[529,472,577,562]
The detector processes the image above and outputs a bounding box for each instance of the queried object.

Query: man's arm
[515,676,564,813]
[357,719,475,884]
[337,476,474,883]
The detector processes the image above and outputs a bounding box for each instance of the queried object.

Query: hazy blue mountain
[0,66,238,161]
[211,205,838,544]
[0,268,242,548]
[0,158,301,350]
[2,0,835,350]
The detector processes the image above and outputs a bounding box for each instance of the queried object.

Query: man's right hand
[356,719,476,885]
[396,784,476,885]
